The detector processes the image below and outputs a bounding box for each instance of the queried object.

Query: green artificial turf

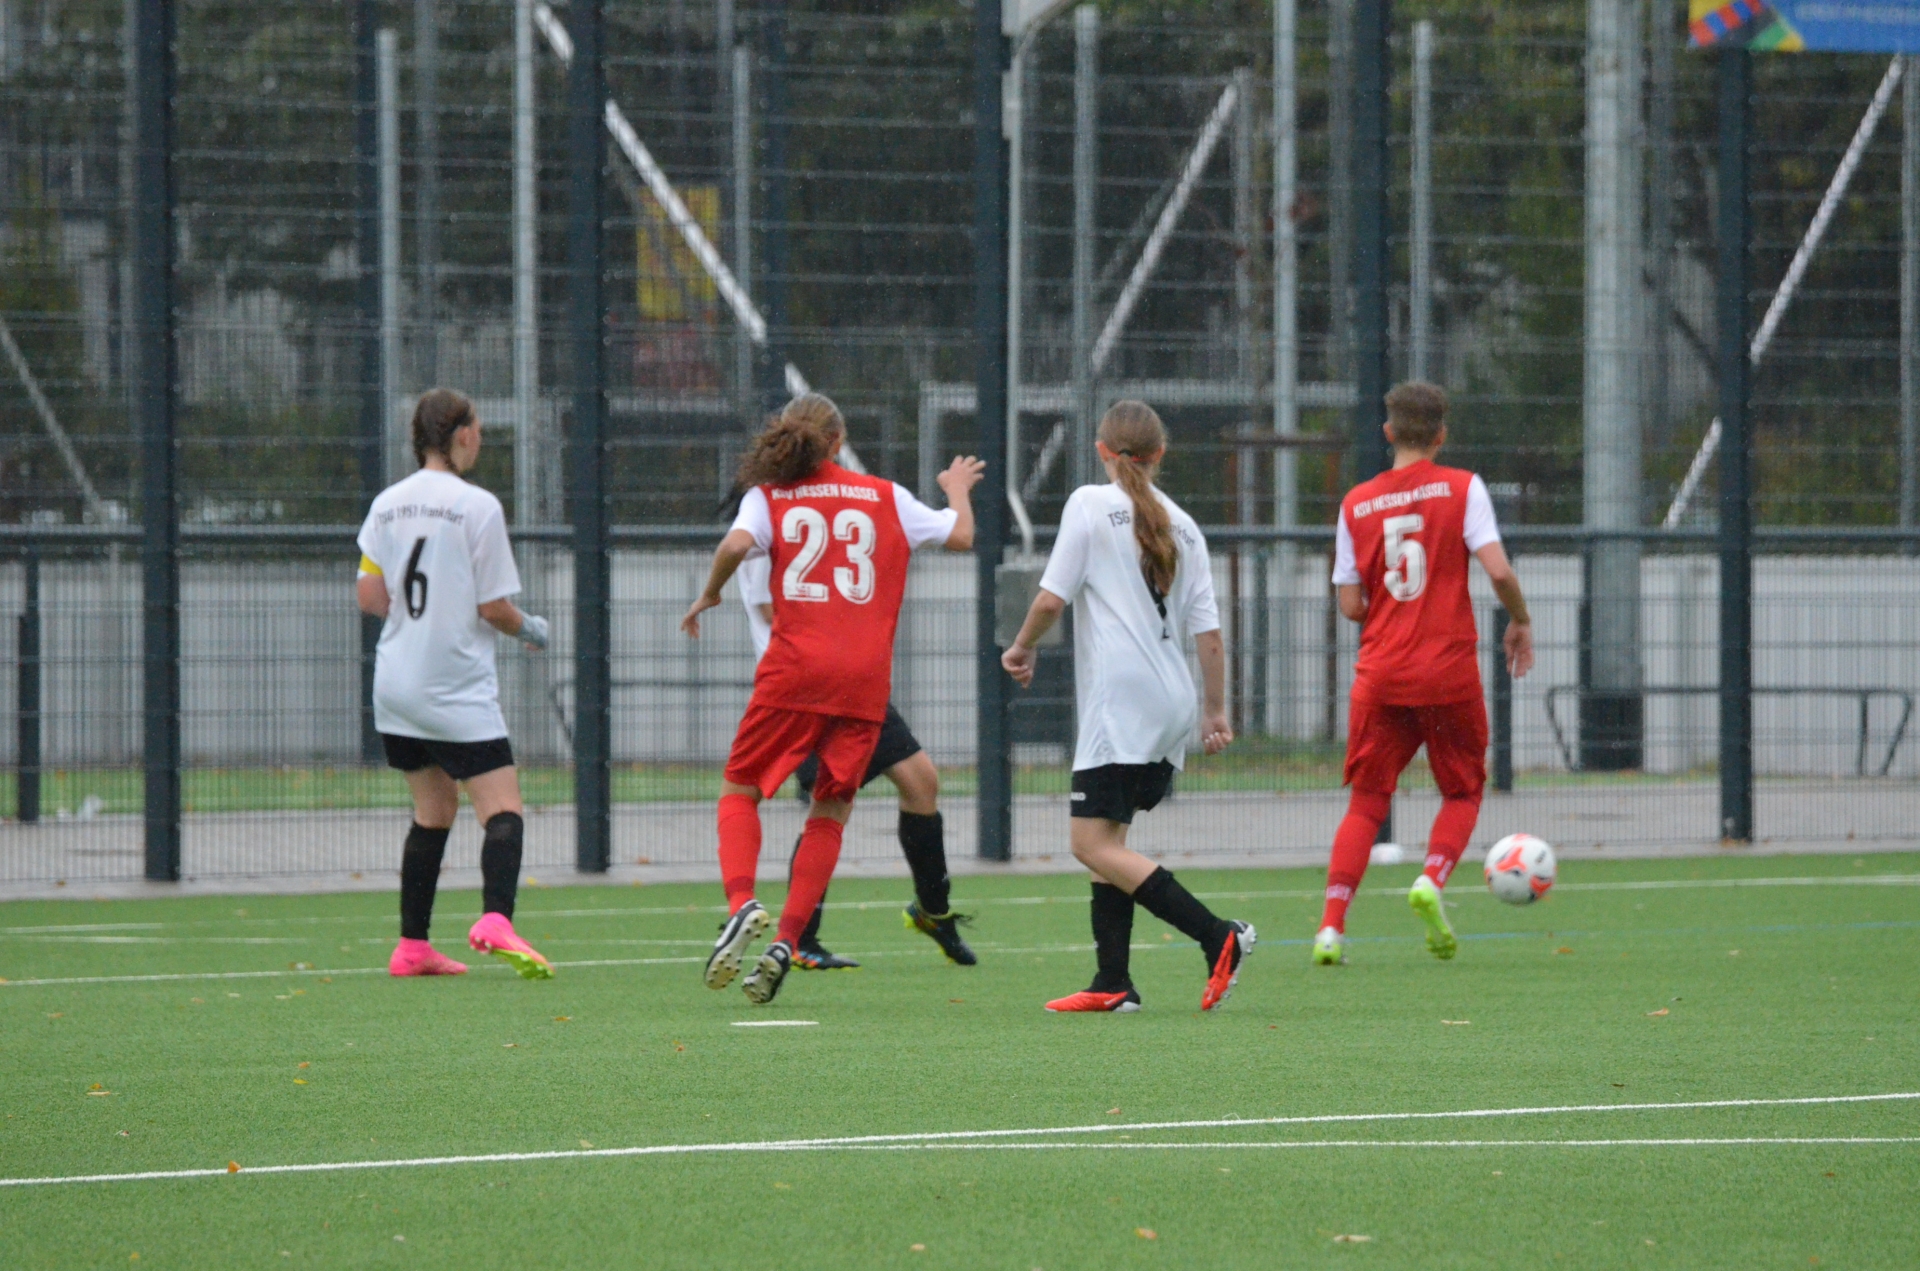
[1,853,1917,1268]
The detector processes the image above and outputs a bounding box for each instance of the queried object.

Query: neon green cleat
[1311,926,1346,966]
[1407,876,1457,961]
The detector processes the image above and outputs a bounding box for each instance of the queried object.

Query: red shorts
[723,703,882,804]
[1344,696,1488,800]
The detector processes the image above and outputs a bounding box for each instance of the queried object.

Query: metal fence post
[1491,604,1513,794]
[16,546,40,825]
[1717,47,1754,843]
[1352,0,1392,842]
[354,0,384,765]
[133,0,180,881]
[568,0,611,872]
[974,0,1013,861]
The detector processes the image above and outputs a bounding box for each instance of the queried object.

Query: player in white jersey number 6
[356,388,555,981]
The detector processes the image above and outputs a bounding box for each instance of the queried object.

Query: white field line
[6,873,1916,936]
[2,1094,1914,1189]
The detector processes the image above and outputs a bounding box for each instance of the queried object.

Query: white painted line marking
[0,1093,1912,1188]
[731,1020,818,1027]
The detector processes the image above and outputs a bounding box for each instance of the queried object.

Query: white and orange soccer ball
[1484,833,1556,904]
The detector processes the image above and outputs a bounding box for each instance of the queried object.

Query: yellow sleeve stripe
[359,554,383,577]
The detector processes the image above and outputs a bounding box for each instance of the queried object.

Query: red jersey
[1335,459,1498,707]
[741,462,914,723]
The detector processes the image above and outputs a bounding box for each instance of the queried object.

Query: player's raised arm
[682,528,757,638]
[935,455,985,550]
[1472,540,1534,678]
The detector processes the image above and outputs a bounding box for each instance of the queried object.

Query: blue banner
[1691,0,1920,51]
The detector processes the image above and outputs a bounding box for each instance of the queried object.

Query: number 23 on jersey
[781,507,877,604]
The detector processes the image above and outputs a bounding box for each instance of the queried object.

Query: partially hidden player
[1313,381,1535,966]
[735,552,977,970]
[356,388,555,980]
[681,394,983,1005]
[1002,400,1255,1013]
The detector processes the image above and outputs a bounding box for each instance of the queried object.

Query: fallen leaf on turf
[502,1043,517,1048]
[1161,933,1174,941]
[1442,1019,1470,1026]
[1612,1083,1626,1088]
[1135,1229,1157,1240]
[297,1062,309,1069]
[909,1244,926,1253]
[1332,1234,1372,1243]
[48,1013,63,1019]
[1647,1008,1669,1017]
[673,1042,685,1052]
[227,993,240,998]
[88,1083,103,1090]
[949,998,964,1004]
[289,961,313,971]
[87,1090,111,1096]
[117,1130,129,1137]
[1729,950,1742,956]
[772,1181,790,1190]
[580,1140,594,1149]
[1645,1240,1655,1247]
[293,1079,307,1085]
[191,997,205,1004]
[1555,946,1574,955]
[1107,1108,1121,1115]
[319,977,332,983]
[1491,1171,1503,1176]
[553,1016,572,1022]
[393,1235,405,1243]
[226,1161,240,1173]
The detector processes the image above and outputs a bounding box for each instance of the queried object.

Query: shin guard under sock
[777,817,844,947]
[480,812,524,919]
[1088,881,1136,992]
[897,811,951,915]
[1423,794,1482,887]
[786,836,827,947]
[399,823,451,940]
[717,793,762,914]
[1131,867,1229,963]
[1322,791,1391,932]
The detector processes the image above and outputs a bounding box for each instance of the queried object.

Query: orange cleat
[1200,921,1256,1011]
[1044,987,1141,1013]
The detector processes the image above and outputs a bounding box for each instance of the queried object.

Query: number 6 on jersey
[1382,513,1426,602]
[781,506,877,604]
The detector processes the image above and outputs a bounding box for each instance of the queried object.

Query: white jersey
[1039,483,1221,771]
[732,481,955,661]
[357,468,521,742]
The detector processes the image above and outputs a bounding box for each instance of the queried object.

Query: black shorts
[381,733,515,782]
[796,703,922,794]
[1070,761,1176,824]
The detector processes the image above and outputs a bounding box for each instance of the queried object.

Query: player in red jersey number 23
[1313,382,1535,967]
[681,394,983,1005]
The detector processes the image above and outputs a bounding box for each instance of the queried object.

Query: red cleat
[1044,987,1141,1013]
[1200,921,1256,1011]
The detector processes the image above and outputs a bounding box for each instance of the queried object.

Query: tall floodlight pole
[760,0,790,406]
[568,0,611,872]
[133,0,178,881]
[1583,0,1644,771]
[732,44,754,427]
[1070,4,1099,492]
[416,0,441,386]
[1351,0,1391,841]
[1409,20,1433,382]
[355,0,384,765]
[1273,0,1299,742]
[976,0,1013,861]
[1717,46,1753,843]
[378,30,402,482]
[514,0,540,529]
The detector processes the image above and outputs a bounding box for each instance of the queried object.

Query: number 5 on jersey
[1382,513,1427,602]
[781,507,877,604]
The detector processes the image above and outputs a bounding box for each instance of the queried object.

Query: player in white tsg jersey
[356,388,555,980]
[1003,401,1255,1013]
[732,519,977,970]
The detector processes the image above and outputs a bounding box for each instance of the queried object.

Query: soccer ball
[1484,833,1556,905]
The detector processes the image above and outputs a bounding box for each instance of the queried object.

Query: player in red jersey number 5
[1314,382,1535,967]
[681,394,983,1005]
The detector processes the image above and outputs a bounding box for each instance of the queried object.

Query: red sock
[1422,794,1482,888]
[777,817,845,947]
[1321,791,1391,932]
[717,794,762,914]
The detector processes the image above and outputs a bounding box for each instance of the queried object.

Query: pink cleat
[388,938,468,977]
[467,912,554,980]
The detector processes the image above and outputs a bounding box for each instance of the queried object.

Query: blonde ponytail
[1098,400,1177,597]
[735,393,845,488]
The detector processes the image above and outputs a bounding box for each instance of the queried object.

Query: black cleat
[742,940,793,1005]
[705,900,769,990]
[905,902,977,966]
[792,941,861,971]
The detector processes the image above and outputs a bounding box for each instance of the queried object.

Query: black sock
[1131,867,1231,964]
[399,823,451,940]
[786,836,826,947]
[1088,881,1135,992]
[897,811,951,915]
[480,811,524,918]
